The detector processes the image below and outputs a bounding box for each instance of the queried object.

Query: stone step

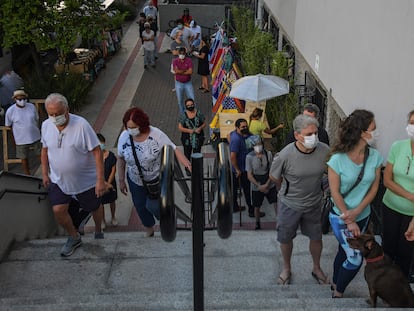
[0,293,392,310]
[0,231,395,310]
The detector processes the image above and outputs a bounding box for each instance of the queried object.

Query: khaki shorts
[16,140,41,159]
[276,200,322,243]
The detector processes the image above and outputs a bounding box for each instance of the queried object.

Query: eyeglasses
[58,132,64,148]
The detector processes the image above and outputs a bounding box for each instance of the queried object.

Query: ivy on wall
[230,5,299,151]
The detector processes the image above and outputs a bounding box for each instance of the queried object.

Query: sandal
[198,86,205,90]
[311,271,329,284]
[202,89,210,93]
[277,272,291,285]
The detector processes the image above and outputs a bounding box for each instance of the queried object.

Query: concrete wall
[263,0,414,159]
[0,172,60,261]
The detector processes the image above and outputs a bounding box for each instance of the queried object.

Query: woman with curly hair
[327,109,383,298]
[117,107,191,237]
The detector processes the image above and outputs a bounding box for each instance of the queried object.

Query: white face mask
[16,99,27,107]
[406,124,414,140]
[365,129,379,146]
[301,134,318,149]
[49,114,66,126]
[254,145,263,154]
[178,54,185,60]
[128,128,140,137]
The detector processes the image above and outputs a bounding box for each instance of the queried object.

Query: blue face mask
[177,24,184,30]
[100,143,105,150]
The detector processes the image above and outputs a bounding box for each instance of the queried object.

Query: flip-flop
[311,272,329,284]
[277,273,291,285]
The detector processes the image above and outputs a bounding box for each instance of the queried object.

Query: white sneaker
[111,218,118,226]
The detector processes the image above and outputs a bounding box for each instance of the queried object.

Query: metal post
[191,153,204,311]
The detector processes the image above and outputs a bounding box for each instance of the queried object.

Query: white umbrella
[229,73,289,102]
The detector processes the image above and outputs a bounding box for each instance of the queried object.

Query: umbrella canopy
[229,73,289,102]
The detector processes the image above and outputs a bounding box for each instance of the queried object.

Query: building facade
[257,0,414,159]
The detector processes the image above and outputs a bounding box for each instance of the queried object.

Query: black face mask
[186,106,195,111]
[240,128,249,135]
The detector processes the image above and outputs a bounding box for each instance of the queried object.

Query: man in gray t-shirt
[270,114,330,286]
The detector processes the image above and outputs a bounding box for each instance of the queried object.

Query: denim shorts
[48,183,101,212]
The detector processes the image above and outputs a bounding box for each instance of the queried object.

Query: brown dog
[347,226,414,308]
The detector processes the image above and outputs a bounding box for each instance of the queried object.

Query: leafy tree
[0,0,124,75]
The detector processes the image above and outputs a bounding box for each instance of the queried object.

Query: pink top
[173,57,193,83]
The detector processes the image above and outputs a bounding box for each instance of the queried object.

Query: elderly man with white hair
[5,89,41,175]
[41,93,107,257]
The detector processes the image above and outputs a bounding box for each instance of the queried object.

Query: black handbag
[129,135,160,200]
[321,146,369,234]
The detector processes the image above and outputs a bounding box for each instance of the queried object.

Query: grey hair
[293,114,319,133]
[45,93,69,109]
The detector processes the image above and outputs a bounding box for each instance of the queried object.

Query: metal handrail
[216,142,233,239]
[0,188,48,200]
[159,145,177,242]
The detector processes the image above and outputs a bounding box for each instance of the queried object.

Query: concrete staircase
[0,231,399,310]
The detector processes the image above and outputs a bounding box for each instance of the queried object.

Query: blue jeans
[329,212,369,294]
[144,49,155,66]
[175,80,194,113]
[191,38,201,49]
[127,176,159,228]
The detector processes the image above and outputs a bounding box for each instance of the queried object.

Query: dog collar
[365,254,384,263]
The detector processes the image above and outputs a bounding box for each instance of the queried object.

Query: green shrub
[230,5,299,151]
[109,2,137,21]
[23,72,92,112]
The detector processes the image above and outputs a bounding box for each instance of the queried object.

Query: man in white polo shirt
[41,93,106,257]
[5,89,41,175]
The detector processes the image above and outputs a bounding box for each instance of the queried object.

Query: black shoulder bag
[129,135,160,200]
[322,146,369,234]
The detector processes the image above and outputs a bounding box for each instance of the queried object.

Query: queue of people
[4,3,414,294]
[167,10,211,109]
[226,104,414,294]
